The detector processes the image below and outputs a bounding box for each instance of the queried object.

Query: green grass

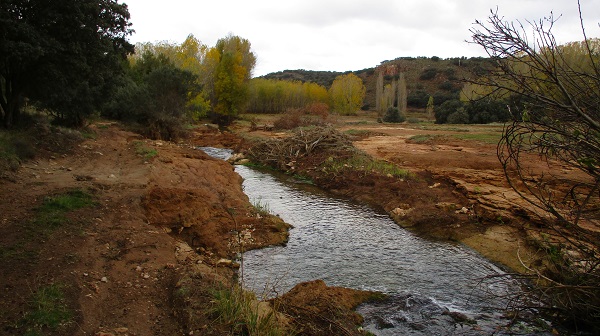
[211,286,290,336]
[132,141,158,160]
[451,133,502,144]
[21,283,72,335]
[323,154,414,179]
[0,189,96,263]
[32,189,96,233]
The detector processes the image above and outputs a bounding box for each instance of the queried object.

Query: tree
[426,96,435,119]
[397,72,408,116]
[375,71,384,115]
[129,36,210,120]
[0,0,133,127]
[329,73,365,115]
[104,52,200,140]
[471,4,600,330]
[246,79,328,114]
[203,35,256,126]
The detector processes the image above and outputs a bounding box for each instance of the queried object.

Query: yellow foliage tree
[203,35,256,126]
[247,79,328,113]
[329,73,365,115]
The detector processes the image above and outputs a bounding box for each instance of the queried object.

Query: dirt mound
[273,279,381,336]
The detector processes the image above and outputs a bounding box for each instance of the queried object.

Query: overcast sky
[123,0,600,77]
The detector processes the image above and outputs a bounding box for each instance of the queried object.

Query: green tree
[0,0,133,127]
[426,96,434,119]
[104,52,199,140]
[329,73,365,115]
[204,35,256,126]
[128,36,210,120]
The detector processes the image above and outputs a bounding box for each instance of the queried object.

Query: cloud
[124,0,600,76]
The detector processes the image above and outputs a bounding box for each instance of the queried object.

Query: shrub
[407,90,430,108]
[446,108,470,124]
[383,107,406,123]
[273,105,331,130]
[419,68,438,80]
[435,99,464,124]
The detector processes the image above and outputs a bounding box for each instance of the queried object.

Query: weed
[451,133,501,144]
[407,134,436,144]
[32,189,95,233]
[291,174,314,185]
[132,141,158,160]
[211,286,290,336]
[21,283,72,335]
[323,154,414,179]
[252,198,272,216]
[0,131,36,172]
[81,131,96,139]
[1,189,96,263]
[344,129,371,136]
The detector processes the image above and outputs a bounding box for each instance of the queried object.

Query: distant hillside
[261,69,344,88]
[261,56,493,110]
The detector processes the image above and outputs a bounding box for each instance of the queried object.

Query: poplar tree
[329,73,366,115]
[376,71,384,115]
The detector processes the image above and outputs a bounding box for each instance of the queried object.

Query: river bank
[0,121,382,336]
[0,117,568,335]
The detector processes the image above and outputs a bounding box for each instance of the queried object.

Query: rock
[226,153,244,164]
[114,327,129,334]
[428,182,441,189]
[436,202,459,211]
[455,207,469,214]
[396,203,411,210]
[101,276,108,283]
[216,258,233,266]
[135,266,142,272]
[392,207,413,218]
[108,174,116,179]
[237,158,250,165]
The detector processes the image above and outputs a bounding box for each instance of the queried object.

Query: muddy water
[200,147,550,335]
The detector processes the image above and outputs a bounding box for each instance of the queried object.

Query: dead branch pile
[246,126,354,170]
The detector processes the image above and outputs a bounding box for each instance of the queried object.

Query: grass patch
[344,129,372,136]
[21,283,72,335]
[0,130,36,172]
[252,198,273,217]
[0,189,96,263]
[451,133,502,144]
[32,189,95,233]
[407,134,436,144]
[132,141,158,160]
[323,154,414,179]
[211,286,290,336]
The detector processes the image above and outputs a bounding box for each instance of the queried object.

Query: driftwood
[246,126,354,170]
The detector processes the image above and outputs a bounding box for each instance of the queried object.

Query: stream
[200,147,551,335]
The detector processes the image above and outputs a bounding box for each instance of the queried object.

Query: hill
[261,56,493,111]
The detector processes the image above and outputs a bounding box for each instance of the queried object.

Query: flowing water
[200,147,551,335]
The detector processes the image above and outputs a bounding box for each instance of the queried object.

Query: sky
[123,0,600,77]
